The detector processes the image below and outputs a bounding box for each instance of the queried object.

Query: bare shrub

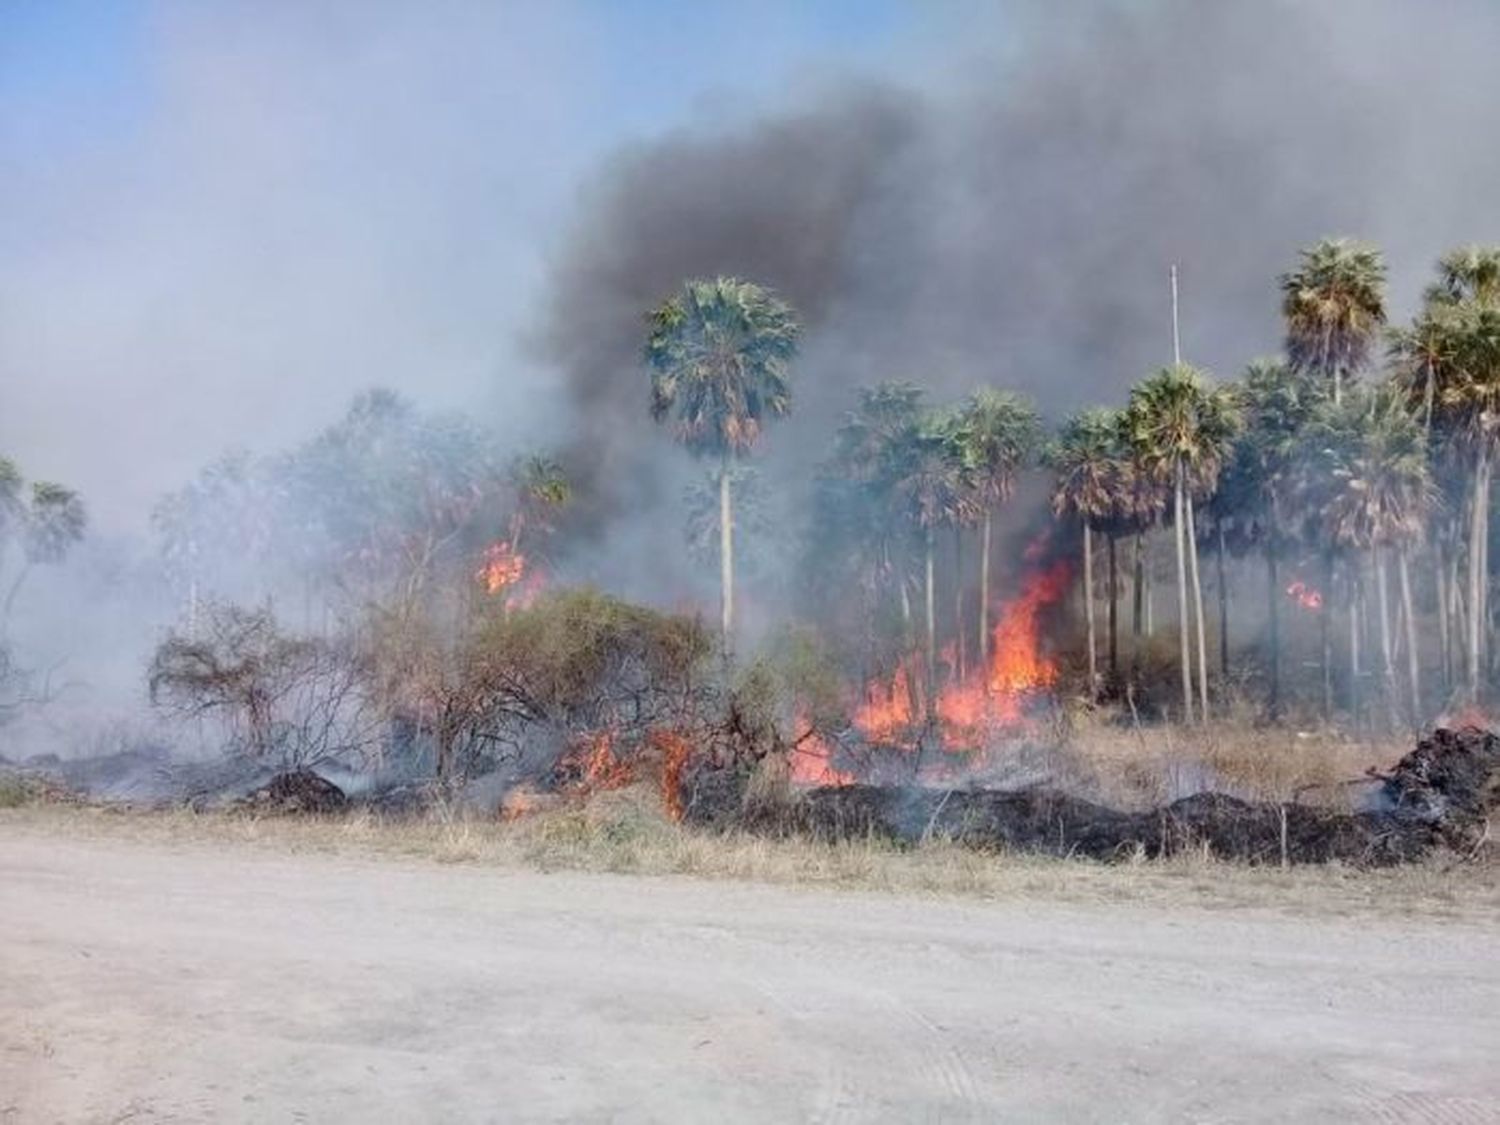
[149,602,380,769]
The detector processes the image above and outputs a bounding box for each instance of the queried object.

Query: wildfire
[477,540,525,594]
[852,558,1071,747]
[560,729,633,792]
[853,663,918,744]
[477,540,547,607]
[1286,580,1323,610]
[788,720,854,786]
[651,728,694,821]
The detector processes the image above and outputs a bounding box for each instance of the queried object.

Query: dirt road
[2,825,1497,1123]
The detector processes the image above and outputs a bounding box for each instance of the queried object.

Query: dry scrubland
[3,715,1494,918]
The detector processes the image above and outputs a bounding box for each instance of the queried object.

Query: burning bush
[360,588,721,792]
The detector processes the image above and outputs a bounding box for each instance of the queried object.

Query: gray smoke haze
[541,0,1500,609]
[6,0,1500,750]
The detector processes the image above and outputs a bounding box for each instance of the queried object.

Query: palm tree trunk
[1399,547,1420,727]
[1321,552,1334,722]
[1131,532,1145,688]
[1437,541,1452,693]
[1348,561,1362,725]
[980,510,992,673]
[1216,523,1229,680]
[953,527,965,685]
[1375,547,1398,730]
[924,528,936,726]
[1107,535,1119,684]
[1468,445,1489,704]
[719,457,734,645]
[1186,493,1209,722]
[1266,539,1281,721]
[1132,533,1144,641]
[1173,463,1193,724]
[1145,547,1155,636]
[1083,522,1097,701]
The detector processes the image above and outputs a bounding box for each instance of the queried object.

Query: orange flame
[788,716,854,786]
[851,557,1070,750]
[560,729,633,793]
[477,540,526,594]
[853,662,918,744]
[1286,581,1323,610]
[652,728,694,821]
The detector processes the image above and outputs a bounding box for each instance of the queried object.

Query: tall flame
[788,717,854,786]
[852,557,1071,747]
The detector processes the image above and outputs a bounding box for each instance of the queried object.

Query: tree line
[644,240,1500,731]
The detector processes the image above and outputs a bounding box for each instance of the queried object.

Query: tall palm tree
[1280,239,1387,405]
[3,480,86,632]
[1124,365,1239,722]
[645,277,800,644]
[1301,388,1430,726]
[891,408,976,722]
[1049,410,1131,700]
[1219,360,1324,718]
[961,389,1041,672]
[1394,247,1500,703]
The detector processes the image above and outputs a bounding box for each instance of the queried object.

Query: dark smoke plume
[538,0,1500,607]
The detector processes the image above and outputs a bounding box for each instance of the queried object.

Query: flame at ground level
[789,716,855,786]
[853,559,1071,749]
[1286,581,1323,610]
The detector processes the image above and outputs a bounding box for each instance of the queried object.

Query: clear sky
[0,0,944,530]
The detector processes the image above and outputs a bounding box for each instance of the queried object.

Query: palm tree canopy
[1298,387,1430,551]
[962,388,1041,506]
[1216,359,1325,543]
[1428,245,1500,309]
[645,277,800,459]
[891,408,978,533]
[1123,363,1240,493]
[834,380,926,483]
[22,482,86,564]
[1047,409,1134,528]
[1279,238,1387,384]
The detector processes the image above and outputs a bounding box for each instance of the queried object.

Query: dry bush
[149,603,381,770]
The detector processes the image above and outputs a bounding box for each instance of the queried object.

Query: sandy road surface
[2,827,1498,1123]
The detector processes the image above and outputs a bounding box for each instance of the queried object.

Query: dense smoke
[541,0,1500,606]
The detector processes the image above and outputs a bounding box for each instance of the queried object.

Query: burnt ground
[744,727,1500,866]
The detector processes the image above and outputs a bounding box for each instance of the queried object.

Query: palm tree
[3,481,86,632]
[1301,388,1430,726]
[1219,360,1324,718]
[645,277,800,644]
[1393,247,1500,703]
[1280,239,1387,405]
[961,389,1041,673]
[1049,410,1131,700]
[501,454,572,576]
[834,381,926,619]
[1124,365,1239,722]
[891,408,976,722]
[1429,245,1500,309]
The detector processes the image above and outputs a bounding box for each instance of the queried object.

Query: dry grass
[3,784,1495,923]
[1056,708,1408,808]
